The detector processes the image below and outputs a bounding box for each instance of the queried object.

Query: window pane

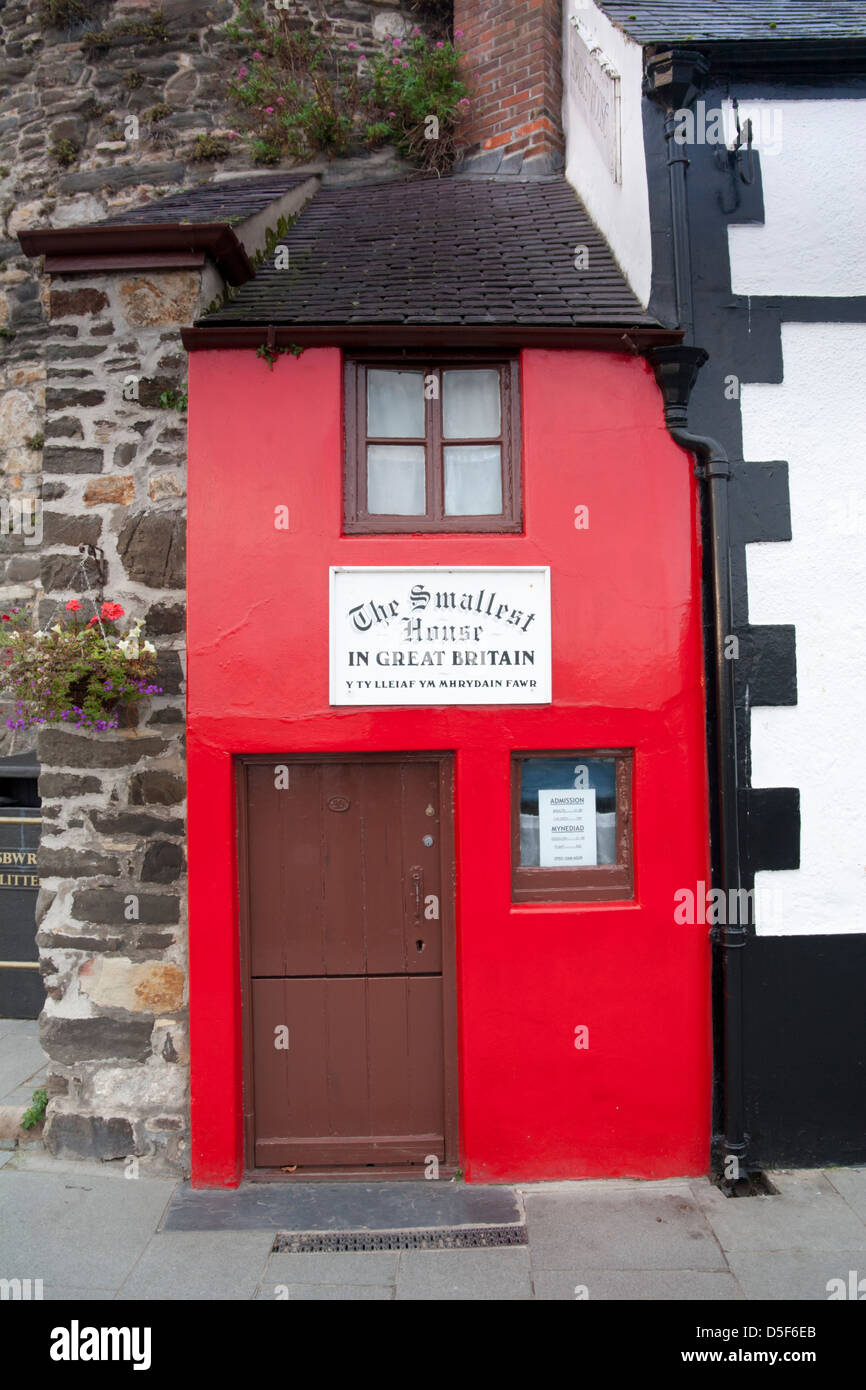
[367,444,425,515]
[518,758,617,867]
[367,369,425,438]
[442,369,501,438]
[444,445,502,516]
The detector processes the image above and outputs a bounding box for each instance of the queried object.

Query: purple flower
[393,37,401,47]
[455,29,464,39]
[392,57,401,65]
[239,66,248,77]
[436,41,444,48]
[265,106,275,114]
[253,50,262,59]
[348,42,357,50]
[277,97,284,104]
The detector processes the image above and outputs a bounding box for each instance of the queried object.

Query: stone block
[50,287,109,318]
[117,509,185,587]
[119,273,199,327]
[37,730,168,767]
[72,888,180,926]
[39,1014,154,1063]
[42,446,104,475]
[145,602,185,635]
[91,810,184,837]
[80,957,186,1013]
[44,416,84,439]
[83,476,135,506]
[38,773,102,796]
[128,770,185,805]
[42,512,102,546]
[38,847,120,878]
[45,1112,134,1160]
[141,840,185,884]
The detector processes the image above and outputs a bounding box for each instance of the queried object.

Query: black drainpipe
[643,50,749,1180]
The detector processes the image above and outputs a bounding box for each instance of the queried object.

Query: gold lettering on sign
[0,872,40,888]
[0,851,37,865]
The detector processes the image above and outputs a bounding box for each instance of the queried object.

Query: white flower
[142,641,156,655]
[51,623,62,634]
[34,631,47,640]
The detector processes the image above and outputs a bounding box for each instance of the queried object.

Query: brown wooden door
[239,756,456,1170]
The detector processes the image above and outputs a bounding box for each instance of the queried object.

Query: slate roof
[98,173,314,227]
[199,176,659,328]
[597,1,866,43]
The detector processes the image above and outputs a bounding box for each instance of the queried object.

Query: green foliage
[224,1,468,173]
[51,137,80,167]
[80,96,104,120]
[0,328,15,340]
[192,133,230,162]
[20,1088,48,1131]
[82,8,168,56]
[124,71,144,90]
[25,433,44,451]
[250,213,295,268]
[158,387,188,412]
[36,0,97,29]
[256,342,304,369]
[1,603,162,732]
[145,103,172,124]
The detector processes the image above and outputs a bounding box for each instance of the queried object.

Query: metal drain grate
[273,1224,527,1253]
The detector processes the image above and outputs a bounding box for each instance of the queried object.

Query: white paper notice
[538,788,597,867]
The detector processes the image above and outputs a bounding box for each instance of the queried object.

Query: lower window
[511,751,633,903]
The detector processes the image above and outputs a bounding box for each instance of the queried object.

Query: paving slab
[257,1282,394,1300]
[0,1020,41,1038]
[726,1250,866,1301]
[823,1168,866,1223]
[115,1231,276,1301]
[525,1185,726,1271]
[0,1168,175,1289]
[533,1269,744,1300]
[396,1247,532,1300]
[689,1171,866,1254]
[163,1180,521,1232]
[265,1251,399,1286]
[0,1035,47,1103]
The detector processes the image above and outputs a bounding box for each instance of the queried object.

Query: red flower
[1,615,9,622]
[65,600,82,612]
[100,602,125,622]
[88,616,99,627]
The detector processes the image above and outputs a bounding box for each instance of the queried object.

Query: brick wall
[454,0,564,175]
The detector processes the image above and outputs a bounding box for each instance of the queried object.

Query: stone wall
[0,0,436,1174]
[34,266,194,1168]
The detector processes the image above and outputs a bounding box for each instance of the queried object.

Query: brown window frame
[511,750,634,904]
[344,354,522,534]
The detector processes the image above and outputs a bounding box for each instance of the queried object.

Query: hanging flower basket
[0,600,162,732]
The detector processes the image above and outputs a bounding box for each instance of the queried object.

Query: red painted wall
[186,346,711,1187]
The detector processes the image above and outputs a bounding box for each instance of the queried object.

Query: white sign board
[330,567,551,705]
[538,788,597,867]
[569,20,621,183]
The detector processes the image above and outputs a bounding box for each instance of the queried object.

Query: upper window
[344,358,521,533]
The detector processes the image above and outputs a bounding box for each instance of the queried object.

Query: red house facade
[184,219,711,1184]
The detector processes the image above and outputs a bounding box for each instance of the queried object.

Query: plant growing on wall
[224,0,468,173]
[0,601,161,732]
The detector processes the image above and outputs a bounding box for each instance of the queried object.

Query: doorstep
[162,1179,522,1233]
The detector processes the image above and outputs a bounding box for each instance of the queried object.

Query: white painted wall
[729,101,866,296]
[742,322,866,935]
[562,0,652,306]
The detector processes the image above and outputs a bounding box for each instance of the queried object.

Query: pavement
[1,1021,865,1301]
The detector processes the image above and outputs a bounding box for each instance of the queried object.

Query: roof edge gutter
[180,323,683,352]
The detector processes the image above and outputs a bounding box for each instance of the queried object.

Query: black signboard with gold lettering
[0,757,42,1018]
